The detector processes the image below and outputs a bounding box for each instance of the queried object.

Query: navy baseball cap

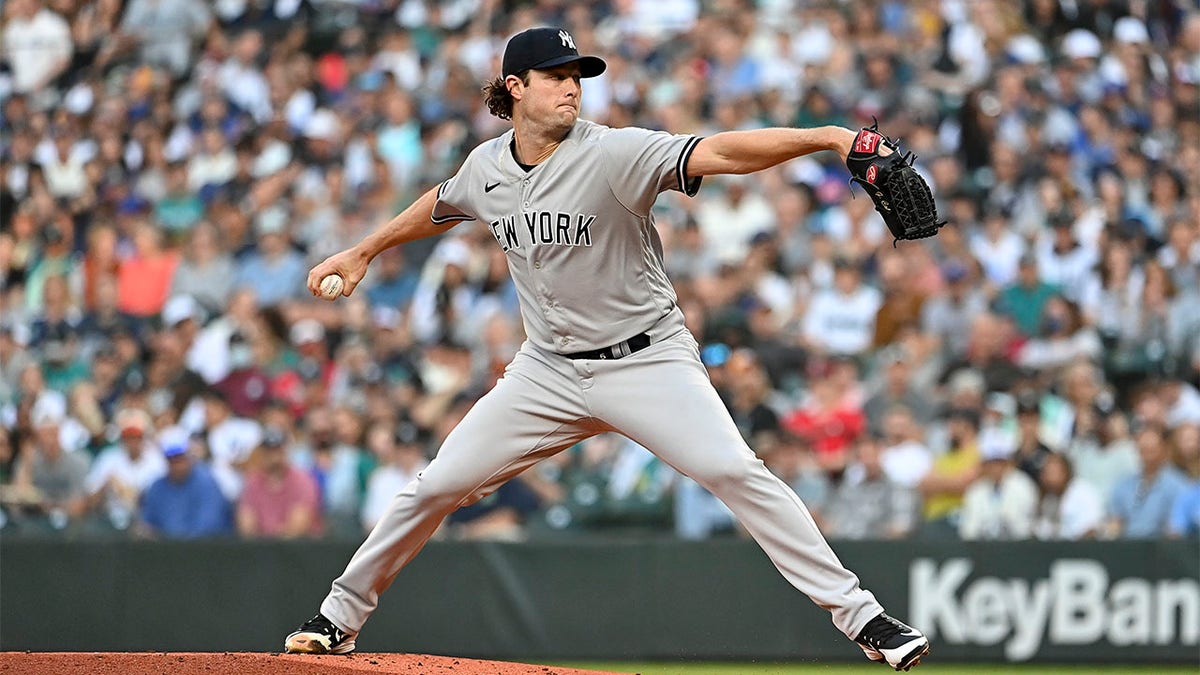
[502,27,606,79]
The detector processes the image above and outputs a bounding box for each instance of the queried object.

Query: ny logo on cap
[558,30,575,50]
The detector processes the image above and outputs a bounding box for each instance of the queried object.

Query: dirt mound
[0,652,629,675]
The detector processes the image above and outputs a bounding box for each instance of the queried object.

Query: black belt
[562,333,652,360]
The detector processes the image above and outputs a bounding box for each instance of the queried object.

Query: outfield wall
[1,538,1196,663]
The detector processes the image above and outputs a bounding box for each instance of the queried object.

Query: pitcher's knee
[687,454,757,490]
[410,473,475,511]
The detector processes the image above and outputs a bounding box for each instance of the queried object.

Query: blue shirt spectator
[140,437,232,539]
[1108,426,1188,538]
[233,207,308,307]
[1167,482,1200,538]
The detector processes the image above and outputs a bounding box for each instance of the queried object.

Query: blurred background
[0,0,1198,666]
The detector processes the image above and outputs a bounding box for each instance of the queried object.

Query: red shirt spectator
[117,223,179,317]
[237,429,323,538]
[783,362,865,474]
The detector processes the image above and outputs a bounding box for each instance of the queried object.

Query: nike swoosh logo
[485,182,500,193]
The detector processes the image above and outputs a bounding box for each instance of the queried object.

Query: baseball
[319,274,344,299]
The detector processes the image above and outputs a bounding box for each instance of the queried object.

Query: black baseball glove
[845,122,945,245]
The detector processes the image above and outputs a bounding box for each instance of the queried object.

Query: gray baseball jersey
[317,120,885,647]
[432,119,699,352]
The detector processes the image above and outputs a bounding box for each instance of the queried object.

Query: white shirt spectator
[879,440,933,488]
[970,229,1025,286]
[85,442,168,526]
[188,317,238,384]
[960,469,1039,540]
[187,147,238,191]
[219,58,272,123]
[695,181,775,264]
[1036,238,1097,302]
[1017,329,1103,372]
[207,416,263,500]
[39,151,89,199]
[1034,478,1105,540]
[802,285,883,356]
[1079,268,1144,335]
[1165,382,1200,428]
[119,0,212,76]
[2,6,72,94]
[1070,439,1140,505]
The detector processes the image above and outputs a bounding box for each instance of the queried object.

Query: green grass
[547,663,1197,675]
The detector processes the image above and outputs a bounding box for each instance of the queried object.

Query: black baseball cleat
[854,612,930,671]
[283,613,357,654]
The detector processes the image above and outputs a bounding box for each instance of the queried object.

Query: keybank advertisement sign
[910,557,1199,661]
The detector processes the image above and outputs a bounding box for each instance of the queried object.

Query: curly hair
[483,71,530,121]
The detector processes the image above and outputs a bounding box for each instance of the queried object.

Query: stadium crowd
[1,0,1199,543]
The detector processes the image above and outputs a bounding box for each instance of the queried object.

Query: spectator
[1171,423,1200,479]
[1081,239,1142,344]
[969,206,1025,288]
[1012,391,1055,481]
[169,220,234,314]
[199,387,261,501]
[1070,407,1140,506]
[695,176,774,266]
[1157,218,1200,291]
[154,161,204,236]
[782,359,865,475]
[959,429,1038,541]
[920,262,987,360]
[1035,215,1097,303]
[8,394,90,531]
[1161,379,1200,429]
[0,324,36,409]
[996,254,1060,338]
[186,126,238,192]
[308,405,370,532]
[1167,480,1200,538]
[1033,452,1105,540]
[821,435,917,540]
[82,408,166,531]
[115,223,179,318]
[872,250,926,349]
[138,427,232,539]
[918,407,981,537]
[233,207,307,307]
[360,422,429,532]
[409,238,481,346]
[878,405,933,489]
[213,331,271,419]
[801,257,881,357]
[112,0,211,78]
[724,348,780,446]
[364,247,419,310]
[1016,295,1101,373]
[1107,424,1189,538]
[237,427,322,539]
[2,0,72,99]
[863,345,934,436]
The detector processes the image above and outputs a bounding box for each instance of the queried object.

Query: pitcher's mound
[0,652,629,675]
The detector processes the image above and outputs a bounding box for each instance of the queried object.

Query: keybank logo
[910,558,1200,661]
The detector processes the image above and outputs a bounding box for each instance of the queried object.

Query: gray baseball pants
[320,329,884,639]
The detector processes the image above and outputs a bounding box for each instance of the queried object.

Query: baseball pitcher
[285,27,936,671]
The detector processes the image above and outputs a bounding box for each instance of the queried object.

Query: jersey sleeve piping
[430,180,476,225]
[676,135,704,197]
